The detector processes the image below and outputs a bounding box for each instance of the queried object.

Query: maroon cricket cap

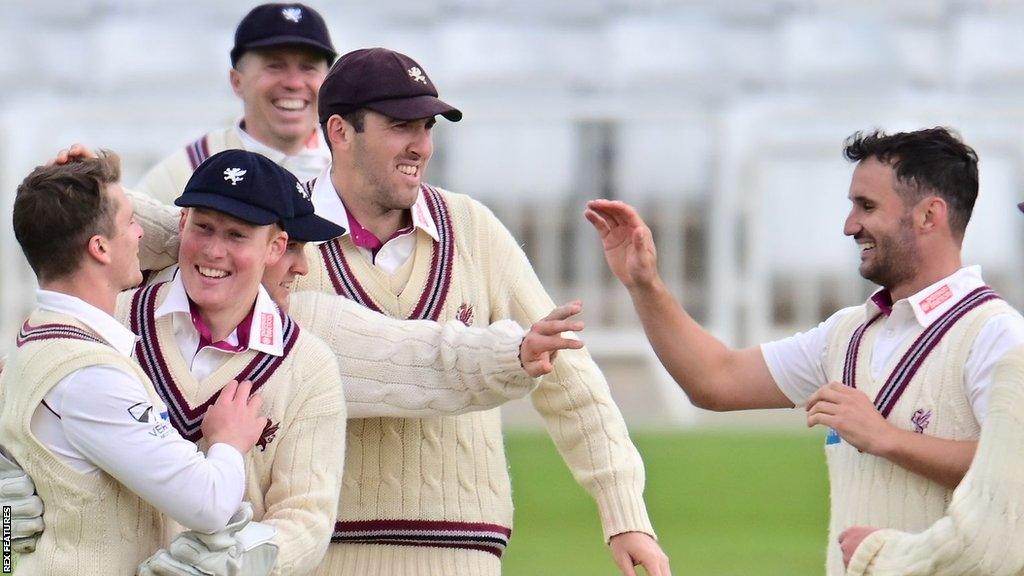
[317,47,462,124]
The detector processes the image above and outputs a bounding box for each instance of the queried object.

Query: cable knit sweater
[823,294,1016,576]
[0,311,166,575]
[847,345,1024,576]
[294,185,653,575]
[115,284,347,576]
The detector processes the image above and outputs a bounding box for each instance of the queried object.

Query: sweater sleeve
[124,186,181,272]
[288,291,537,418]
[261,344,347,576]
[847,346,1024,576]
[475,200,655,542]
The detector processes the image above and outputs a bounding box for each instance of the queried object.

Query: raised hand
[584,200,660,291]
[519,301,586,376]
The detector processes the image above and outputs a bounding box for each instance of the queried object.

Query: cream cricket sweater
[115,283,347,576]
[847,345,1024,576]
[0,310,165,575]
[822,292,1015,576]
[136,127,246,205]
[289,291,537,418]
[295,186,652,575]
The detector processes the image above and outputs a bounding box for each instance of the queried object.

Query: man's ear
[265,229,288,266]
[86,235,112,265]
[178,209,188,233]
[326,115,353,151]
[920,196,948,234]
[229,67,244,98]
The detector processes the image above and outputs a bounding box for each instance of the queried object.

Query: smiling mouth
[273,98,308,112]
[197,265,230,279]
[398,164,418,177]
[859,242,876,254]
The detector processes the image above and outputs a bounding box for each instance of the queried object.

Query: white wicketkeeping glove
[138,503,278,576]
[0,446,44,554]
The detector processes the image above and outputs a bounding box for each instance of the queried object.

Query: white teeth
[274,99,306,111]
[860,242,876,253]
[198,266,229,278]
[397,164,417,176]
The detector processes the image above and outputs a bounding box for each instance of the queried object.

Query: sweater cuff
[845,529,898,576]
[595,488,656,543]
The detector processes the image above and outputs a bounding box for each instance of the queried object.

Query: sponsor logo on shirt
[260,312,275,345]
[919,284,953,314]
[129,402,173,438]
[456,303,475,327]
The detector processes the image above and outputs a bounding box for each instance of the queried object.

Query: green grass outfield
[9,430,827,575]
[503,429,830,576]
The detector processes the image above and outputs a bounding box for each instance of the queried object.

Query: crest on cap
[296,181,310,200]
[223,167,247,185]
[281,6,303,23]
[407,66,427,85]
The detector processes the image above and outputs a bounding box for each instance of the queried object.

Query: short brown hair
[13,153,122,282]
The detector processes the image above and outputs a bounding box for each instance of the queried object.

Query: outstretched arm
[585,200,791,411]
[289,291,585,418]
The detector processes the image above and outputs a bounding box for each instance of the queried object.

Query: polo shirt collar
[864,265,986,328]
[154,273,284,357]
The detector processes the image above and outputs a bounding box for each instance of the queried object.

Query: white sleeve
[58,365,245,533]
[963,313,1024,424]
[760,308,852,406]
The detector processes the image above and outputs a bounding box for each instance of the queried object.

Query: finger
[806,400,839,418]
[807,385,845,407]
[533,334,585,353]
[612,552,638,576]
[4,495,43,517]
[217,380,239,404]
[533,319,586,337]
[247,393,264,414]
[235,380,254,401]
[544,300,583,321]
[807,412,838,429]
[584,209,611,235]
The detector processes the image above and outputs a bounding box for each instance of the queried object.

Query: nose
[843,210,860,237]
[202,236,226,259]
[281,66,304,90]
[407,125,433,159]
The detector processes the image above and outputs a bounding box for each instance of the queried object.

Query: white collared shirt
[30,290,245,533]
[310,166,440,274]
[235,122,330,184]
[761,266,1024,423]
[155,271,284,382]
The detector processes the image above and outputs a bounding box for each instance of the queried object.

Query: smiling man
[137,3,335,204]
[585,127,1024,575]
[123,149,347,575]
[294,47,669,576]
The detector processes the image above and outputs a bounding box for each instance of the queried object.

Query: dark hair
[13,153,122,282]
[843,127,979,239]
[321,108,368,153]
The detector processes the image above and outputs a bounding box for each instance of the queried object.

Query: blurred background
[3,0,1024,573]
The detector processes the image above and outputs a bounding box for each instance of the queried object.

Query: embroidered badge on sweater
[129,282,300,442]
[456,303,474,326]
[319,184,454,321]
[257,420,280,451]
[911,408,933,434]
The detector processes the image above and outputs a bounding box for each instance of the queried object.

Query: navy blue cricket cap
[231,3,336,68]
[281,178,346,242]
[318,47,462,124]
[176,150,293,226]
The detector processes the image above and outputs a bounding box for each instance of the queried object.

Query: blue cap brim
[175,192,280,226]
[284,212,346,243]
